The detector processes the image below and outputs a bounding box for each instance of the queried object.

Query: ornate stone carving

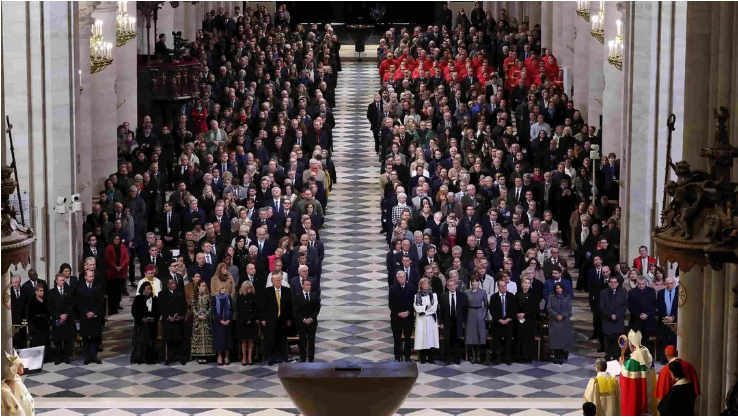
[653,109,738,271]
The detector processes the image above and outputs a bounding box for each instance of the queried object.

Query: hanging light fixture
[116,1,136,47]
[576,1,591,22]
[90,19,113,74]
[590,14,604,44]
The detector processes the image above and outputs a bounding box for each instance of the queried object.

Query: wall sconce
[576,1,590,22]
[116,1,137,47]
[90,19,113,74]
[590,15,604,44]
[607,19,623,71]
[607,38,623,71]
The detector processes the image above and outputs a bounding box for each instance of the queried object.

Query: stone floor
[30,62,602,415]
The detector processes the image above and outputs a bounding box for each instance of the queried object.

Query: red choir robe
[655,358,701,400]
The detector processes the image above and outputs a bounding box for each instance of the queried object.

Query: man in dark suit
[398,255,420,288]
[48,273,77,364]
[182,199,207,233]
[140,244,168,278]
[76,269,105,364]
[656,277,678,362]
[600,276,628,360]
[21,269,46,305]
[489,280,517,365]
[438,279,468,365]
[307,230,325,262]
[293,277,321,362]
[158,277,188,365]
[367,94,383,153]
[394,239,420,269]
[627,275,657,348]
[254,226,275,257]
[165,259,185,289]
[10,276,26,349]
[160,202,181,248]
[187,253,215,286]
[261,272,293,365]
[587,263,610,351]
[389,271,416,362]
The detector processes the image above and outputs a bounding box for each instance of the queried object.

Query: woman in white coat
[414,278,440,364]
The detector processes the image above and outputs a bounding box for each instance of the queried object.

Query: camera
[171,31,191,59]
[55,196,68,214]
[70,194,82,213]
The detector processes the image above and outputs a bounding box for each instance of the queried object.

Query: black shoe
[267,359,275,366]
[493,360,500,365]
[64,360,71,364]
[55,359,62,365]
[427,359,435,365]
[420,358,426,364]
[454,360,461,365]
[84,360,91,365]
[180,360,187,365]
[165,360,172,365]
[94,358,102,364]
[589,334,598,340]
[395,359,402,362]
[404,358,412,362]
[505,360,512,365]
[445,360,452,365]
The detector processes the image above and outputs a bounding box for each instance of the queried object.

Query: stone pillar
[1,1,79,277]
[528,1,541,29]
[155,3,175,51]
[587,2,604,128]
[184,1,200,40]
[77,3,95,213]
[601,1,623,156]
[541,1,553,50]
[91,2,120,192]
[117,1,139,130]
[559,2,576,67]
[573,6,590,119]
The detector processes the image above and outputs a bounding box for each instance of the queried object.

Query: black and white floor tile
[27,62,613,415]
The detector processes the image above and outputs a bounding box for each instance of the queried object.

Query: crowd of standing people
[375,2,679,367]
[10,4,333,367]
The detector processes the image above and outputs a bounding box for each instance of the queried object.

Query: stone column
[528,1,541,29]
[573,6,590,119]
[1,1,79,276]
[117,1,139,129]
[559,2,576,67]
[601,1,623,156]
[77,3,95,213]
[541,1,553,50]
[184,1,200,40]
[91,2,120,192]
[587,1,604,128]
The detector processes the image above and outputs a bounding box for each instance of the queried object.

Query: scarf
[145,295,153,312]
[415,288,433,305]
[215,293,231,318]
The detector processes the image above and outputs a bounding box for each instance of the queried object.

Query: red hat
[144,265,155,273]
[664,345,677,356]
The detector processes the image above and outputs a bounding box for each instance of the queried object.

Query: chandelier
[590,14,604,44]
[576,1,590,22]
[116,1,136,47]
[90,20,113,74]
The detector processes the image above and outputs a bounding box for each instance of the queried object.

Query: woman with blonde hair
[414,277,440,363]
[236,281,260,365]
[210,262,236,300]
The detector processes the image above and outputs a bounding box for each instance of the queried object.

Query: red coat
[105,244,131,280]
[191,107,209,135]
[632,256,657,274]
[655,358,701,400]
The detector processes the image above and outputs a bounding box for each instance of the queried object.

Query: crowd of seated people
[10,4,334,367]
[375,3,676,366]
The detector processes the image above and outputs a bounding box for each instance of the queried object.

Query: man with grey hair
[10,275,26,348]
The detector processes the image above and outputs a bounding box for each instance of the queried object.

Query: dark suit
[140,254,168,278]
[261,286,293,362]
[628,286,657,341]
[656,286,679,355]
[489,291,518,362]
[438,291,468,362]
[599,287,628,359]
[187,263,215,286]
[588,270,609,347]
[47,285,77,362]
[159,211,181,247]
[76,282,105,361]
[10,287,26,349]
[293,291,320,362]
[158,288,188,363]
[389,282,416,361]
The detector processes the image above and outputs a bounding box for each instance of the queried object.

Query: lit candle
[79,69,82,85]
[608,40,614,56]
[600,1,604,11]
[591,15,597,30]
[616,19,622,36]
